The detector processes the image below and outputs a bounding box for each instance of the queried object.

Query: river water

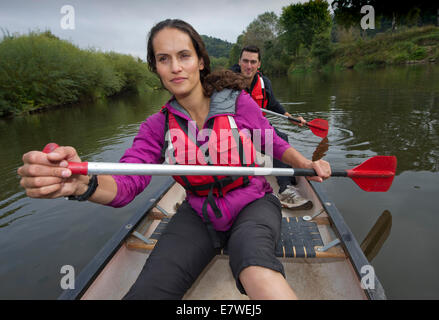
[0,64,438,299]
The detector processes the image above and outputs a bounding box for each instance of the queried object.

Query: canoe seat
[277,217,325,258]
[129,216,345,259]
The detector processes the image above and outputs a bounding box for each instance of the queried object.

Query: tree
[228,34,244,67]
[201,35,233,58]
[279,0,332,55]
[262,37,292,75]
[241,12,280,56]
[311,32,333,66]
[331,0,370,29]
[332,1,439,31]
[228,12,291,75]
[242,12,280,45]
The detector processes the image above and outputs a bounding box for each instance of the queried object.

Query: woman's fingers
[18,164,71,178]
[314,160,331,179]
[20,176,63,189]
[307,160,331,183]
[22,151,54,166]
[18,146,80,178]
[46,146,81,163]
[297,117,306,127]
[21,176,79,199]
[22,147,80,166]
[24,183,63,198]
[18,146,82,199]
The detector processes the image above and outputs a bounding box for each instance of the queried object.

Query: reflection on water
[312,137,329,161]
[361,210,392,262]
[0,64,438,299]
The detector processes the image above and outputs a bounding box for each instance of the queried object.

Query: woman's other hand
[307,159,331,183]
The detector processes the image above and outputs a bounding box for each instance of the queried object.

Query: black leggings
[123,193,285,300]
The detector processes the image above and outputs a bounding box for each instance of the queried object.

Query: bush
[311,33,333,66]
[0,30,157,117]
[210,56,229,71]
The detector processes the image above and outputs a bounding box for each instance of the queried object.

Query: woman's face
[153,27,204,99]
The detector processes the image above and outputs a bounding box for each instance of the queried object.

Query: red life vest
[250,72,268,114]
[162,108,257,198]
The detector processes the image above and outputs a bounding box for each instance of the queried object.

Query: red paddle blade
[307,119,329,138]
[347,156,397,192]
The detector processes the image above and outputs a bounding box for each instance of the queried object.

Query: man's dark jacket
[230,64,286,115]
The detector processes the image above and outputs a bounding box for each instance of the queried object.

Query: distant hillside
[201,35,233,58]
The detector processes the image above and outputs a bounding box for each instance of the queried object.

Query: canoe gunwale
[309,181,387,300]
[57,177,175,300]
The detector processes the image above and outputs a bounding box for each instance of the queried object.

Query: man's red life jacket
[162,108,257,198]
[250,72,268,114]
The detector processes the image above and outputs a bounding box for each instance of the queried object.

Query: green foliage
[280,0,332,55]
[331,26,438,69]
[201,35,233,58]
[227,1,439,75]
[261,37,292,75]
[241,12,280,54]
[210,56,229,71]
[311,33,333,66]
[228,34,244,67]
[332,1,439,31]
[0,31,157,117]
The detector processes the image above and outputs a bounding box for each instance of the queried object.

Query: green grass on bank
[289,25,439,74]
[0,31,160,117]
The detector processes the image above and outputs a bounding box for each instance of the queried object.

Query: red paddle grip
[42,143,60,154]
[42,143,88,175]
[66,162,89,175]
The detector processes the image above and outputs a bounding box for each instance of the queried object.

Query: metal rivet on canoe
[150,198,156,203]
[125,224,133,229]
[325,202,331,206]
[302,208,325,221]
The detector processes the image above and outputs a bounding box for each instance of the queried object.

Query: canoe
[58,175,386,300]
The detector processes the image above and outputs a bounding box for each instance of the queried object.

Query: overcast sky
[0,0,311,59]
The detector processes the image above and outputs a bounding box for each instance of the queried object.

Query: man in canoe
[17,19,331,300]
[230,46,312,210]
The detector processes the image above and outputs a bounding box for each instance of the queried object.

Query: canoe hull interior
[78,175,380,300]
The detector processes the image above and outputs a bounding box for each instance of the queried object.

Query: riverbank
[289,25,439,74]
[0,30,160,118]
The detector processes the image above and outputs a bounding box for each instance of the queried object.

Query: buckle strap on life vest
[202,186,222,248]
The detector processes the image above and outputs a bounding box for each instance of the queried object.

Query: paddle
[43,143,396,192]
[263,108,329,138]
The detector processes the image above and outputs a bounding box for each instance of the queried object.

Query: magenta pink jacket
[107,89,291,231]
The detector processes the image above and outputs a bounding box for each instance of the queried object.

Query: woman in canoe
[17,19,331,300]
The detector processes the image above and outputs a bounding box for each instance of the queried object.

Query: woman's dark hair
[147,19,246,97]
[203,69,247,97]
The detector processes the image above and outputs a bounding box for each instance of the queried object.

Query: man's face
[238,51,261,80]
